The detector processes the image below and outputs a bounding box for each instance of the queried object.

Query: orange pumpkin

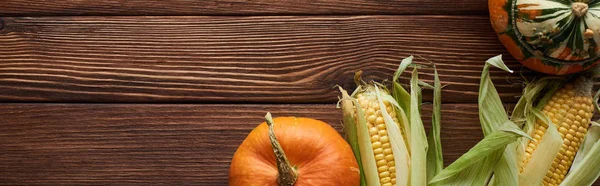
[489,0,600,75]
[229,113,360,186]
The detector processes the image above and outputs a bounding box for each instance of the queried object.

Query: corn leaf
[394,81,411,121]
[394,81,412,129]
[427,64,443,184]
[429,130,521,183]
[438,163,495,186]
[479,55,511,135]
[393,56,414,141]
[375,85,410,186]
[393,56,414,82]
[431,55,520,186]
[418,80,434,89]
[511,78,550,126]
[497,121,530,140]
[350,85,362,97]
[380,93,403,117]
[484,54,514,73]
[519,108,562,186]
[338,87,367,186]
[477,55,519,186]
[409,68,429,186]
[381,92,412,151]
[511,77,563,170]
[353,99,381,186]
[393,56,414,121]
[561,122,600,186]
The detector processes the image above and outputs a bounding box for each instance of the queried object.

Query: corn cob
[354,85,403,186]
[519,77,594,186]
[340,57,434,186]
[354,84,408,186]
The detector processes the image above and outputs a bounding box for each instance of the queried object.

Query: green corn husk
[338,56,443,186]
[432,55,600,186]
[393,56,415,119]
[409,67,428,186]
[510,76,566,186]
[374,83,411,186]
[426,64,444,185]
[338,86,367,186]
[485,57,521,186]
[514,69,600,186]
[502,67,600,186]
[518,108,562,186]
[430,55,527,186]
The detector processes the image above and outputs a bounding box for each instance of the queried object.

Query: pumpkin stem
[572,2,588,17]
[265,112,298,186]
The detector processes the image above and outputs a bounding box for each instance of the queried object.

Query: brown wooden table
[0,0,598,185]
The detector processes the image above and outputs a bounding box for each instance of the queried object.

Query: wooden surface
[0,104,481,185]
[1,0,599,185]
[0,0,487,16]
[0,16,534,103]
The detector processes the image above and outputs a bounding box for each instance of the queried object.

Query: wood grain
[0,103,481,185]
[0,15,542,104]
[0,0,487,16]
[2,103,598,185]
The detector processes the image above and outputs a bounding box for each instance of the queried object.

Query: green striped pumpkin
[489,0,600,75]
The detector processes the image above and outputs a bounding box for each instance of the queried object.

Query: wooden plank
[0,15,537,104]
[0,103,478,185]
[1,103,598,185]
[0,0,487,16]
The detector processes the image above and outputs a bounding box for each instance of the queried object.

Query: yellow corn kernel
[355,85,405,185]
[519,78,594,186]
